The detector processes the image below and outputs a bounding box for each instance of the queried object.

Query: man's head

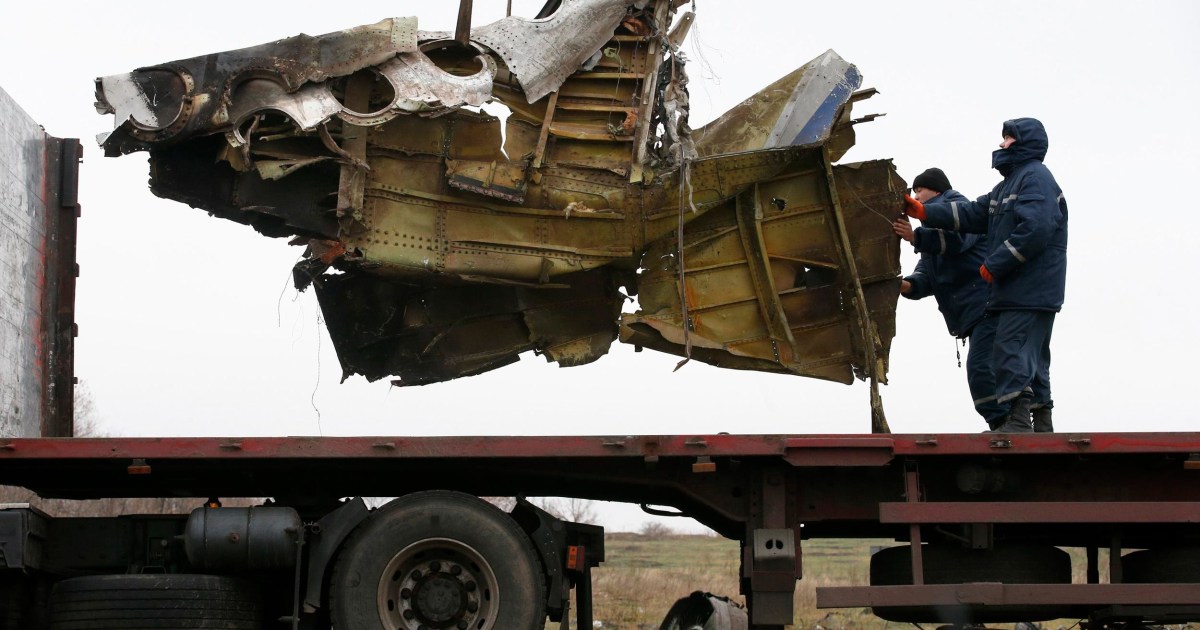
[998,118,1049,156]
[992,118,1049,176]
[911,167,951,203]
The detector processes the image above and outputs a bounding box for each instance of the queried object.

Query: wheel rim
[377,538,500,630]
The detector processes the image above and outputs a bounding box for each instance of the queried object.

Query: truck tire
[0,574,29,629]
[49,574,262,629]
[869,544,1071,624]
[329,491,546,630]
[870,543,1071,586]
[1122,547,1200,583]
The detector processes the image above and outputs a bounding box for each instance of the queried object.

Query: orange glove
[980,264,993,283]
[902,194,926,221]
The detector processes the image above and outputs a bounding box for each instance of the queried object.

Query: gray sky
[2,1,1198,530]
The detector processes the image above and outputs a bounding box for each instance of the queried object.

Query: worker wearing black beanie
[912,167,951,194]
[894,168,1004,432]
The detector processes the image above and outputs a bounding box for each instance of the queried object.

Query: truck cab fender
[301,497,371,613]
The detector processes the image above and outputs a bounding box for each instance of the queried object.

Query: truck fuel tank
[184,506,303,570]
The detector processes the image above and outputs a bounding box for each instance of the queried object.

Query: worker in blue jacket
[893,168,1005,430]
[902,118,1067,433]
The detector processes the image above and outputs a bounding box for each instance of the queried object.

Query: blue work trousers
[966,314,1006,428]
[992,310,1056,408]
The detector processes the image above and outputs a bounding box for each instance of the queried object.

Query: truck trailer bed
[2,431,1199,626]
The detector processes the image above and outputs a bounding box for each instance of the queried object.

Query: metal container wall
[0,85,78,438]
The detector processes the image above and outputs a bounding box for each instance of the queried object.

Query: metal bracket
[748,527,798,625]
[747,471,797,625]
[752,528,796,565]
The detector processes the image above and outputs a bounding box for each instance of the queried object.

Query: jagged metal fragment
[621,153,903,385]
[95,17,424,155]
[223,51,496,137]
[470,0,635,102]
[95,2,902,391]
[693,50,862,158]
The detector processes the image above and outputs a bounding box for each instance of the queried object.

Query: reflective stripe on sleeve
[974,394,999,405]
[1003,194,1019,204]
[938,230,947,254]
[951,201,961,230]
[1004,239,1027,263]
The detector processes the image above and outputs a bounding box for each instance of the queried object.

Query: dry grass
[592,533,888,629]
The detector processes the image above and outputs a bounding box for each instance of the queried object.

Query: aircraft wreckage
[96,0,904,392]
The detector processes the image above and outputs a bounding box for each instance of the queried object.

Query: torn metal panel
[470,0,636,103]
[311,268,624,386]
[660,591,748,630]
[97,2,903,393]
[620,154,903,384]
[693,50,863,159]
[359,50,496,117]
[96,17,424,156]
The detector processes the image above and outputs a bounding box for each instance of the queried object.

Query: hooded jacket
[920,118,1068,311]
[902,189,989,337]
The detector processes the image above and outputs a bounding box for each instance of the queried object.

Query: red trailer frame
[2,431,1199,627]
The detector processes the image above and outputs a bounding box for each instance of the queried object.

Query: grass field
[593,533,888,629]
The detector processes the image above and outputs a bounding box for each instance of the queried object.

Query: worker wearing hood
[902,118,1068,433]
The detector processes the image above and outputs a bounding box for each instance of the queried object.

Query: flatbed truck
[3,80,1199,630]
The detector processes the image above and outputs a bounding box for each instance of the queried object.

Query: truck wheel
[1122,547,1200,582]
[870,543,1071,585]
[49,574,262,629]
[329,491,546,630]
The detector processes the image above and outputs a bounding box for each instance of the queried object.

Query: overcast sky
[2,1,1198,530]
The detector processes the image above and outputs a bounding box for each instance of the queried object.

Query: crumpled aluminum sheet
[470,0,635,103]
[96,3,639,155]
[225,51,496,135]
[95,17,427,155]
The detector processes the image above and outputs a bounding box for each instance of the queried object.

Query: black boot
[1032,406,1054,433]
[988,397,1034,433]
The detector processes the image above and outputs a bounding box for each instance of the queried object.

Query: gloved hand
[980,264,994,283]
[892,217,914,243]
[902,194,926,220]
